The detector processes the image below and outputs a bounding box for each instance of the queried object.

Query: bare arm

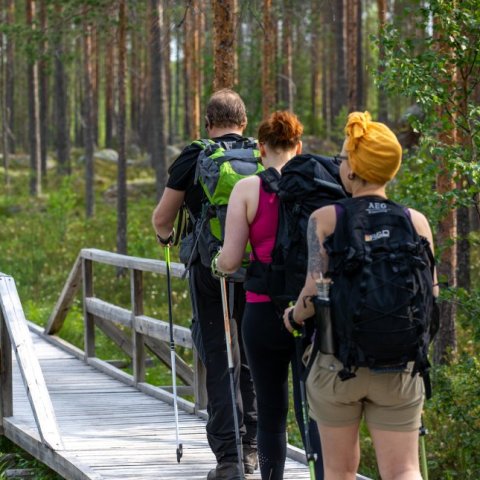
[284,206,336,331]
[152,187,185,239]
[216,177,260,273]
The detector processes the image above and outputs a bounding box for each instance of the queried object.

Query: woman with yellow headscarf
[283,112,439,480]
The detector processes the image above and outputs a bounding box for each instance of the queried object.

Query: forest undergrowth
[0,150,479,479]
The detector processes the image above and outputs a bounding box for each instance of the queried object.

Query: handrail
[0,273,64,450]
[44,248,207,412]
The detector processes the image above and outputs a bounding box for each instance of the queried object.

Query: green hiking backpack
[186,137,263,273]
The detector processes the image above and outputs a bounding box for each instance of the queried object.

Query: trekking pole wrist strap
[156,229,175,246]
[288,309,302,331]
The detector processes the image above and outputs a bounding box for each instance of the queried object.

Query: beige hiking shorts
[305,350,424,432]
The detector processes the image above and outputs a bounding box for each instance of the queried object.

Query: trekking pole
[165,245,183,463]
[419,420,428,480]
[290,303,316,480]
[219,276,245,479]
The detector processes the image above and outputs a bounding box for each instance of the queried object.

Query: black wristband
[288,309,301,331]
[156,231,174,246]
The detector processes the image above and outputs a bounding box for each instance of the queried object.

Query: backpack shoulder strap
[191,138,215,149]
[258,167,280,194]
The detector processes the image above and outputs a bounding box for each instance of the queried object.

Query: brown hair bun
[258,111,303,150]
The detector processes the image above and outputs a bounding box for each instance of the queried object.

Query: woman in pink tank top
[215,112,322,480]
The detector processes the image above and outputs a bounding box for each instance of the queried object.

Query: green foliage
[376,0,480,233]
[425,357,480,479]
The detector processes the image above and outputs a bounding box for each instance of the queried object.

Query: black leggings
[242,302,323,480]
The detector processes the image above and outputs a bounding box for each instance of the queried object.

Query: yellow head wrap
[345,111,402,184]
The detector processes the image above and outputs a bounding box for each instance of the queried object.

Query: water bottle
[314,279,335,354]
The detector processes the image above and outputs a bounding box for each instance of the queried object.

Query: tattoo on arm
[307,216,324,280]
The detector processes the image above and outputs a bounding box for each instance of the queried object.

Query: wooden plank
[81,248,186,278]
[0,276,63,450]
[0,302,13,430]
[44,255,82,335]
[83,259,95,359]
[91,314,194,387]
[145,337,194,386]
[3,419,103,480]
[193,349,207,412]
[85,297,132,328]
[131,269,145,384]
[136,315,191,348]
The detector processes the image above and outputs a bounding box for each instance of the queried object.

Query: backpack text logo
[366,202,388,214]
[365,229,390,242]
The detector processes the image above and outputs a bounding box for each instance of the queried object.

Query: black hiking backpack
[245,153,347,311]
[324,196,438,398]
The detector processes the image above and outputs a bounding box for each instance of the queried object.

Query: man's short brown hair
[205,89,248,129]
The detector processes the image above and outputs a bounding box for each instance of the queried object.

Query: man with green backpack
[152,89,259,480]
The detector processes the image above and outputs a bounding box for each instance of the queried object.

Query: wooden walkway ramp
[6,325,312,480]
[1,251,370,480]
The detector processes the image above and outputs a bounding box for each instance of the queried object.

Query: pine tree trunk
[262,0,276,119]
[332,0,346,120]
[165,0,173,145]
[433,31,457,364]
[53,3,70,174]
[346,0,359,113]
[105,32,115,148]
[117,0,128,255]
[183,5,192,139]
[150,0,168,199]
[92,28,99,146]
[39,0,48,177]
[174,22,181,141]
[83,11,95,217]
[310,0,321,134]
[213,0,237,90]
[280,0,293,111]
[356,0,363,110]
[1,7,10,186]
[6,0,15,154]
[26,0,42,196]
[377,0,388,122]
[191,0,200,138]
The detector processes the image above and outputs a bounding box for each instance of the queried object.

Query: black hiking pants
[242,301,324,480]
[189,262,257,463]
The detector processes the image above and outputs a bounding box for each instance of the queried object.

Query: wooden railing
[0,274,63,450]
[44,248,207,413]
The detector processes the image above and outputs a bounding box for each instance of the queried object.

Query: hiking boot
[207,461,242,480]
[243,448,258,474]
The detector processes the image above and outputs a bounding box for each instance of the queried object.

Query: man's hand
[156,229,175,247]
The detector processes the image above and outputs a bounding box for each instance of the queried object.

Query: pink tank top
[246,179,279,303]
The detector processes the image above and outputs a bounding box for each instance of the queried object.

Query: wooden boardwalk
[5,324,314,480]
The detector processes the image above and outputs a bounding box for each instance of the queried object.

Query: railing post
[131,269,145,384]
[193,349,207,412]
[0,306,13,433]
[83,258,95,359]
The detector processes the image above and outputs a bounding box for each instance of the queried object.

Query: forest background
[0,0,479,479]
